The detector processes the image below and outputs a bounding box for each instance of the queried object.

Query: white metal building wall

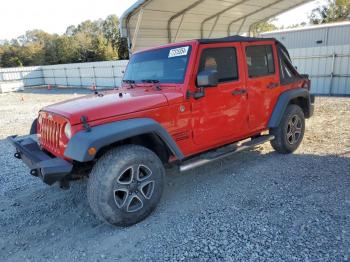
[43,60,128,88]
[0,66,44,93]
[261,22,350,95]
[0,60,128,93]
[289,45,350,95]
[261,22,350,49]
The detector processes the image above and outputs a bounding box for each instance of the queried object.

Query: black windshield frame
[123,45,192,84]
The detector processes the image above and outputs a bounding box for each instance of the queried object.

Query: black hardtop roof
[198,35,276,44]
[197,35,290,58]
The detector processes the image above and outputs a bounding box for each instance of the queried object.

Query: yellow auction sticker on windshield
[168,46,189,58]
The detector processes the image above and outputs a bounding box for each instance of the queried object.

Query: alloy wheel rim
[113,164,155,213]
[286,114,302,145]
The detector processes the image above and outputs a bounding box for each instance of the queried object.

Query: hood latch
[81,116,91,132]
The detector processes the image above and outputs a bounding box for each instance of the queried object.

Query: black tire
[270,104,305,154]
[87,145,165,227]
[30,118,38,135]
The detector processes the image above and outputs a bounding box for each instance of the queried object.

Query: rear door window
[198,47,238,83]
[245,45,275,78]
[278,46,301,84]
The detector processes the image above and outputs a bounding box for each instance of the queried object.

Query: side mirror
[197,70,218,88]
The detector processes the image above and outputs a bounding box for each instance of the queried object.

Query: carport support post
[52,68,56,87]
[174,14,185,42]
[92,66,96,89]
[201,0,247,39]
[78,67,82,87]
[208,15,220,38]
[167,0,205,43]
[64,67,68,87]
[131,8,144,53]
[329,52,336,96]
[236,17,247,35]
[111,65,116,88]
[20,71,24,86]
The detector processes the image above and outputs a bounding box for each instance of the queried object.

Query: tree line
[1,1,349,68]
[0,15,128,68]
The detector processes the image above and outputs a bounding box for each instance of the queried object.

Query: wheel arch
[268,88,312,128]
[30,118,38,135]
[95,133,173,163]
[289,96,311,118]
[64,118,184,163]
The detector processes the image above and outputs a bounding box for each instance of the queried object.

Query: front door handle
[232,89,247,96]
[266,82,279,89]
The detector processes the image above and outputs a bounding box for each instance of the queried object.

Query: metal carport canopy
[120,0,312,52]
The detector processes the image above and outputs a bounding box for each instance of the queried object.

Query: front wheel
[87,145,165,226]
[270,104,305,154]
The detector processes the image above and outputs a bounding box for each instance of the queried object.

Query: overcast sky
[0,0,326,40]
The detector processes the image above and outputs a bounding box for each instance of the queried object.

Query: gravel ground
[0,88,349,262]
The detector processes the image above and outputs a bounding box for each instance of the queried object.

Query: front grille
[40,117,62,151]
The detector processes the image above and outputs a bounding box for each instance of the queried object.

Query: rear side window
[245,45,275,78]
[279,46,301,84]
[198,47,238,83]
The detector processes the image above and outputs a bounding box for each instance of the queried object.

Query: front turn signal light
[88,147,96,156]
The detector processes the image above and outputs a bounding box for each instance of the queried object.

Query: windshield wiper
[141,79,161,90]
[122,79,136,89]
[141,79,159,83]
[122,79,135,84]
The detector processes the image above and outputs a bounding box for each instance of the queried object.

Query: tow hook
[30,169,38,177]
[14,152,21,159]
[59,179,70,190]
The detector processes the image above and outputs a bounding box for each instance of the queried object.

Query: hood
[42,89,169,125]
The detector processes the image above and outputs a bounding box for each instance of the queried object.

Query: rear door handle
[232,89,247,96]
[267,82,279,89]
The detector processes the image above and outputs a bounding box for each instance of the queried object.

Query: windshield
[123,45,192,84]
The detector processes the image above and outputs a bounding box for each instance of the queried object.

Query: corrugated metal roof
[120,0,313,52]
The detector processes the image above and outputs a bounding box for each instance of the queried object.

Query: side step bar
[179,135,274,172]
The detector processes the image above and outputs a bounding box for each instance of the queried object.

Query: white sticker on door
[168,46,189,58]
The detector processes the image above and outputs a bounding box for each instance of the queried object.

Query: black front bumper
[8,135,73,185]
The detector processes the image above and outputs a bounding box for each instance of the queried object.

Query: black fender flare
[268,88,312,128]
[64,118,184,162]
[30,118,38,135]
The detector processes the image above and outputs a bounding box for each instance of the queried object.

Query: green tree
[55,36,80,63]
[0,14,128,67]
[250,20,278,36]
[103,15,119,45]
[310,0,350,24]
[278,22,308,30]
[93,34,117,61]
[74,20,103,37]
[102,15,129,59]
[117,37,129,60]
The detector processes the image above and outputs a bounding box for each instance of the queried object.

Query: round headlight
[64,122,72,139]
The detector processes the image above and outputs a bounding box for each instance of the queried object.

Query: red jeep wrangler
[9,36,314,226]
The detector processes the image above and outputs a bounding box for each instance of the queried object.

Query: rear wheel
[87,145,165,226]
[270,104,305,154]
